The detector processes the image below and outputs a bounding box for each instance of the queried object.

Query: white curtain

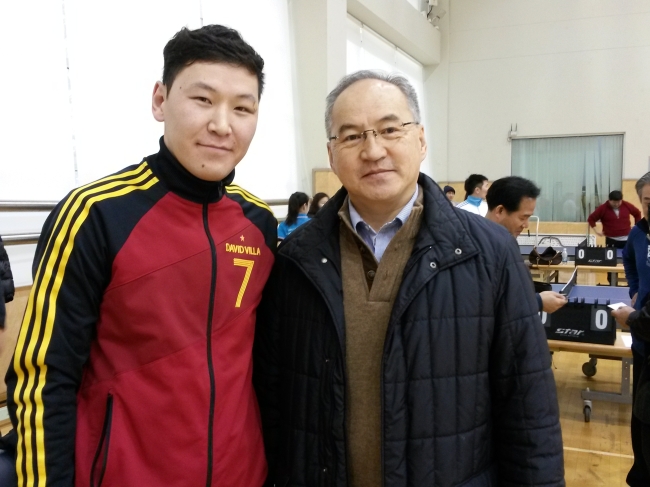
[511,135,624,222]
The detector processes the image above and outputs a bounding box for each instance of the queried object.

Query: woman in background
[278,192,310,241]
[308,192,329,218]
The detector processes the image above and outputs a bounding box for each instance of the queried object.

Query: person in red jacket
[588,190,641,249]
[5,25,276,487]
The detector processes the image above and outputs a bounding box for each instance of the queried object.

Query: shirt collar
[465,195,483,207]
[349,185,419,233]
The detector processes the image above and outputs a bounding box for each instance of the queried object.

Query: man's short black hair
[162,25,265,98]
[443,185,455,194]
[464,174,488,199]
[486,176,541,212]
[609,190,623,201]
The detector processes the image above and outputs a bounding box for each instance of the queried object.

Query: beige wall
[431,0,650,182]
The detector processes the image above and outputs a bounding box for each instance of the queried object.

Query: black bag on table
[529,246,562,266]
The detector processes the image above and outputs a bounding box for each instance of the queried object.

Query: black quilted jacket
[0,236,14,328]
[0,236,14,301]
[254,174,564,487]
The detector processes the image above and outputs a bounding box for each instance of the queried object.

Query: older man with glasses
[254,70,564,487]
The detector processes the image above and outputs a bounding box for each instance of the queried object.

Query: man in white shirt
[457,174,488,216]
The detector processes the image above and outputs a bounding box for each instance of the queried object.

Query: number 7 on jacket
[233,258,255,308]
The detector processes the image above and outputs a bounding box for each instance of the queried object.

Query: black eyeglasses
[328,121,418,148]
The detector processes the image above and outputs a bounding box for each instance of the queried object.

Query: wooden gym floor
[553,349,634,486]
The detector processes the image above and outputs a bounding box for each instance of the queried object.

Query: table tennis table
[531,261,625,286]
[546,282,632,421]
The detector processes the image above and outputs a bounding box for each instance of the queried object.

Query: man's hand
[612,306,635,329]
[593,229,604,237]
[540,291,568,313]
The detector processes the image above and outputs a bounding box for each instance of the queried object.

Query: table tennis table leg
[580,357,632,422]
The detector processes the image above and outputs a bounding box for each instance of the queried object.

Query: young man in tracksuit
[6,25,277,487]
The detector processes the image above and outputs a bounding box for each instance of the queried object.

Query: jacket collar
[277,173,481,356]
[635,217,650,236]
[279,173,480,271]
[146,137,235,204]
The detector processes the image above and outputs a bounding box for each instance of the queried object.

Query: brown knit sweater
[338,190,423,487]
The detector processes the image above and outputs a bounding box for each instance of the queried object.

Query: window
[346,15,427,125]
[404,0,422,11]
[511,135,624,222]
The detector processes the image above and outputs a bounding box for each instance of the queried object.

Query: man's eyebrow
[187,82,258,103]
[336,114,403,133]
[188,81,217,93]
[337,123,361,133]
[378,114,402,123]
[235,93,258,104]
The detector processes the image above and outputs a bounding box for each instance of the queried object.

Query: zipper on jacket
[203,194,220,487]
[285,254,349,485]
[379,245,434,487]
[320,355,336,487]
[90,394,114,487]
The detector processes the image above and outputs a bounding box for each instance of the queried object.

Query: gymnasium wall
[429,0,650,183]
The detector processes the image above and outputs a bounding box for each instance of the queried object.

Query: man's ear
[152,81,167,122]
[418,124,427,161]
[327,143,338,175]
[494,205,507,221]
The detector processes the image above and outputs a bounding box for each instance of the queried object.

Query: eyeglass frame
[327,121,418,146]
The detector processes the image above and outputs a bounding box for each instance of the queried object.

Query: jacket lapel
[278,188,349,354]
[390,174,481,324]
[279,174,484,350]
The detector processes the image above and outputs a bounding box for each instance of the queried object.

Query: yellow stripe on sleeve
[225,185,272,212]
[12,163,157,487]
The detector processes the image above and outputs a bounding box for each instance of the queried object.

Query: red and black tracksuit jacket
[6,139,277,487]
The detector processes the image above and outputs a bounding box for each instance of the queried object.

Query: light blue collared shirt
[349,185,419,262]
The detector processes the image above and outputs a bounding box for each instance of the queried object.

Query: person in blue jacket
[621,171,650,487]
[277,192,310,241]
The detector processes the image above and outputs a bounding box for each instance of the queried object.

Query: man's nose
[360,132,387,159]
[208,107,232,135]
